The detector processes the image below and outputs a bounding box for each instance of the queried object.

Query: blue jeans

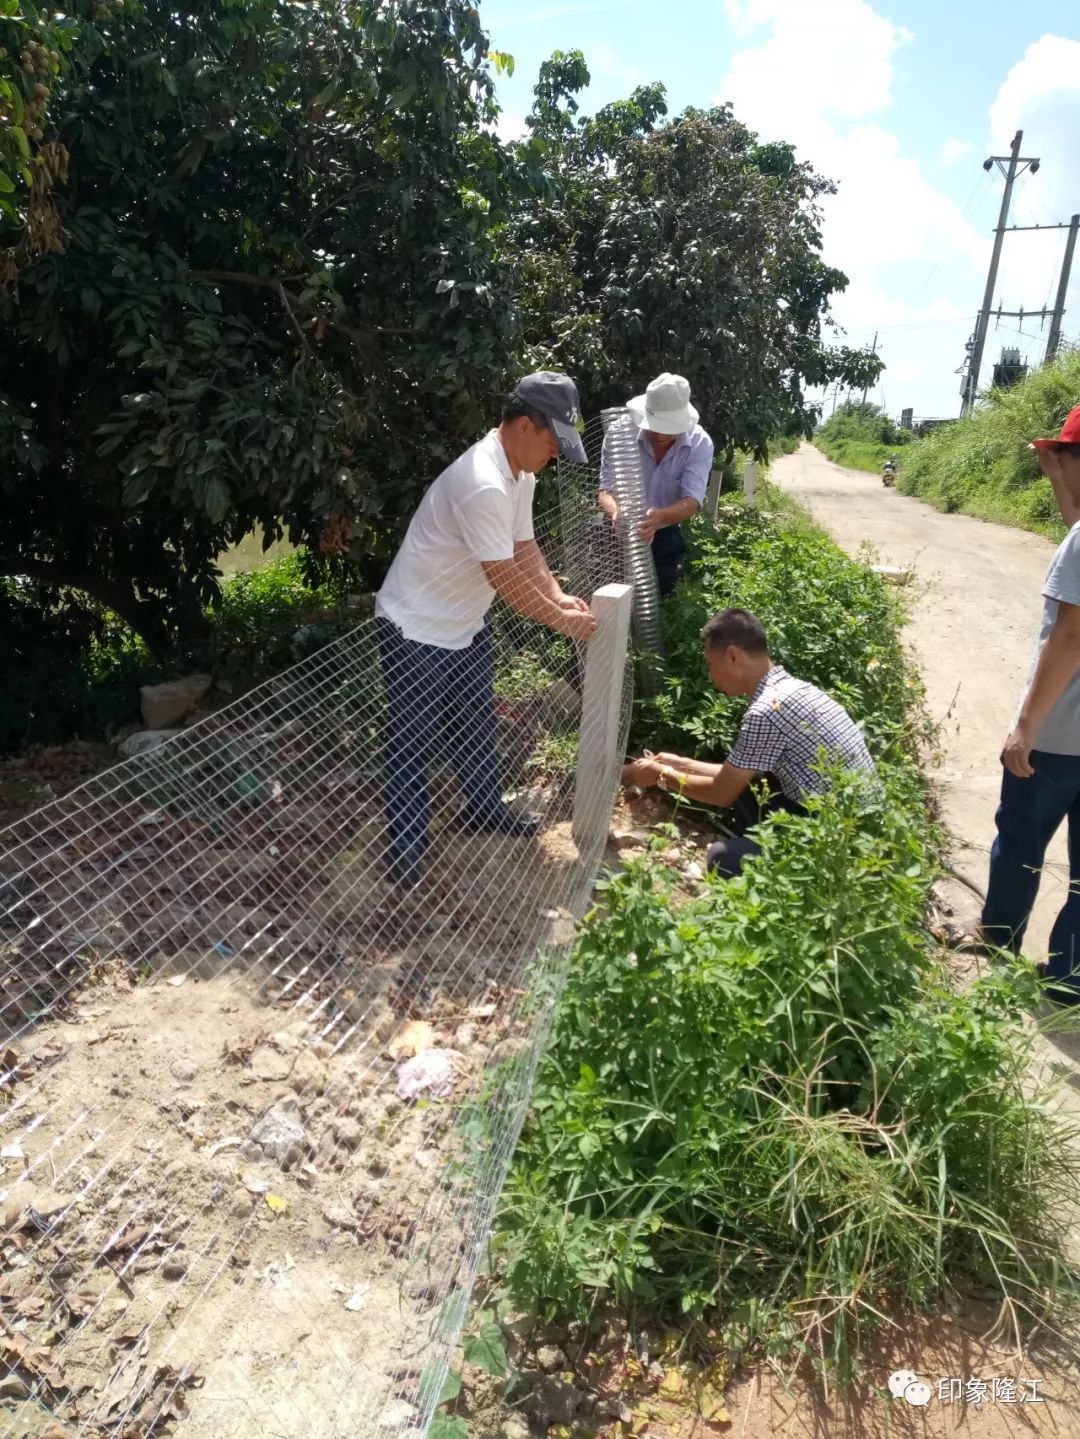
[376,618,504,867]
[982,750,1080,994]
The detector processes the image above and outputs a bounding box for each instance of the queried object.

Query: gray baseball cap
[511,371,587,464]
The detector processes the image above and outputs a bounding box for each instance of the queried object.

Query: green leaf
[438,1369,462,1405]
[0,170,14,195]
[461,1320,508,1378]
[12,126,29,161]
[203,477,231,523]
[428,1415,468,1439]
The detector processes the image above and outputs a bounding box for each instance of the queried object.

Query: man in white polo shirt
[375,372,597,890]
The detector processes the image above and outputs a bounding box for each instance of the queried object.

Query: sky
[480,0,1080,422]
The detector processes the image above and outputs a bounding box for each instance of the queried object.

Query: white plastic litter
[395,1049,457,1101]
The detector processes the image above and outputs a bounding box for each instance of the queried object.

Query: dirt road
[772,442,1069,960]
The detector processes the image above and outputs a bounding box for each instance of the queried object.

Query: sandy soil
[772,443,1066,958]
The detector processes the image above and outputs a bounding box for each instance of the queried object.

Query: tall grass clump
[497,779,1079,1372]
[901,348,1080,537]
[637,509,917,760]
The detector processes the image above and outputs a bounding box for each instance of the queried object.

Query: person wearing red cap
[980,404,1080,1002]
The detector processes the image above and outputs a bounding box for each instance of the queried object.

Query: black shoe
[386,850,422,892]
[459,806,542,838]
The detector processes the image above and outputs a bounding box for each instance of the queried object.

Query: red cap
[1032,404,1080,449]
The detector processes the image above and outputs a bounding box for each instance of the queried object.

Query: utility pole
[960,130,1040,417]
[860,331,879,408]
[1046,213,1079,364]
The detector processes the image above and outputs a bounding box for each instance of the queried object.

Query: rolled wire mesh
[599,408,664,694]
[0,455,632,1438]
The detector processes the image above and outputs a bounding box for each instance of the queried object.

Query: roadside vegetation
[900,348,1080,538]
[490,502,1080,1395]
[813,400,914,475]
[0,555,352,754]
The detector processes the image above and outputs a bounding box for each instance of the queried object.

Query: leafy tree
[1,0,528,652]
[0,0,82,275]
[508,56,882,457]
[817,400,912,450]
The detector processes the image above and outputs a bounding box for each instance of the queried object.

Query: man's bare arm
[623,754,755,807]
[654,752,721,778]
[513,538,563,603]
[639,497,700,542]
[482,556,596,640]
[598,490,619,520]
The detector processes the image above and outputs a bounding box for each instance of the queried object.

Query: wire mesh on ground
[0,431,634,1439]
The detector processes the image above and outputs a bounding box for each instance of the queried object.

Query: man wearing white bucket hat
[598,372,715,594]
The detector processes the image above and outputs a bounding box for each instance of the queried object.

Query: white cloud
[715,0,985,417]
[721,0,911,130]
[941,137,976,165]
[987,36,1080,347]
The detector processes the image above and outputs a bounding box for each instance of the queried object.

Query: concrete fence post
[572,582,633,853]
[743,459,758,509]
[704,468,722,524]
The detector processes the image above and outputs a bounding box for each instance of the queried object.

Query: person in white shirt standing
[980,404,1080,1004]
[375,372,597,891]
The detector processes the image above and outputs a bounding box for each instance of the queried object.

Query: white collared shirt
[375,430,536,649]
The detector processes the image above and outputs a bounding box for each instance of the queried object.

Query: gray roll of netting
[601,406,664,689]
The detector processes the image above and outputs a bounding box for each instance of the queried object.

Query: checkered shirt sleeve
[726,705,786,774]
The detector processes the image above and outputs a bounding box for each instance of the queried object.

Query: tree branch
[188,270,414,339]
[7,555,173,657]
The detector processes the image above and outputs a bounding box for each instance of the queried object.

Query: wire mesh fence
[0,422,635,1438]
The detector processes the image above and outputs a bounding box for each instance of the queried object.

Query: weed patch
[496,500,1080,1381]
[899,349,1080,538]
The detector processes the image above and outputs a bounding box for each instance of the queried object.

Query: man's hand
[638,509,662,543]
[1035,445,1066,486]
[559,594,592,615]
[555,607,598,641]
[1002,723,1036,778]
[622,757,661,788]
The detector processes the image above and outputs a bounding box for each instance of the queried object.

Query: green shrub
[497,769,1078,1372]
[899,348,1080,537]
[769,434,801,458]
[0,581,161,753]
[638,510,916,759]
[498,499,1079,1377]
[0,552,355,756]
[816,437,901,474]
[813,401,912,473]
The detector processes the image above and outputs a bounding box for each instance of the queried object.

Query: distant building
[991,346,1028,390]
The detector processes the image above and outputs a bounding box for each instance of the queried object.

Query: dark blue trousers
[376,617,504,868]
[981,750,1080,996]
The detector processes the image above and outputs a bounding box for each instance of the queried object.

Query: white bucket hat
[627,372,699,435]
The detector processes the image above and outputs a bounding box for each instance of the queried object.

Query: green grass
[815,436,901,474]
[495,499,1080,1380]
[812,400,913,475]
[897,348,1080,539]
[1,553,352,755]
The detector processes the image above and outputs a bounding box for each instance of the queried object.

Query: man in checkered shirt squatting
[621,608,877,877]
